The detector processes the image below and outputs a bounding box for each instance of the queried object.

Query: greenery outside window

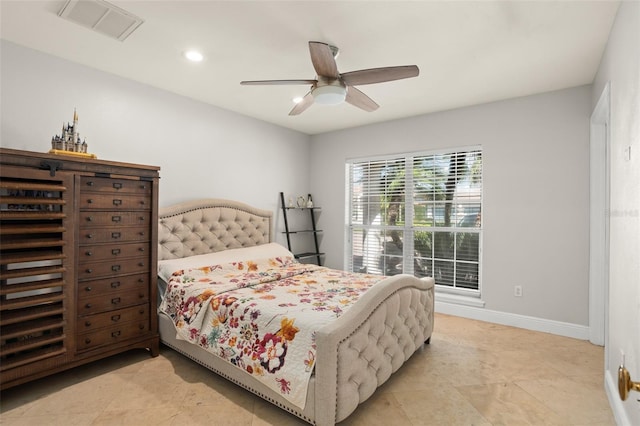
[346,147,482,293]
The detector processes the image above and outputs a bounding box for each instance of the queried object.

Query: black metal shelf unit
[279,192,323,265]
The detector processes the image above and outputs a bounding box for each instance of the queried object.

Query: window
[346,148,482,293]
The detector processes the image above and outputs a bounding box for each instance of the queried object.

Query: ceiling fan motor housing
[312,77,346,105]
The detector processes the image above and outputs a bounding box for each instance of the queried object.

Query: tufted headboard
[157,199,273,261]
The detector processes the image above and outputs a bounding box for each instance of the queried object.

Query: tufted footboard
[314,275,435,425]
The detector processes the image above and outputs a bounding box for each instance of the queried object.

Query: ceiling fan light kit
[240,41,419,115]
[312,85,347,105]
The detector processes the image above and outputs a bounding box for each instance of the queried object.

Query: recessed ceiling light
[292,97,304,104]
[184,50,204,62]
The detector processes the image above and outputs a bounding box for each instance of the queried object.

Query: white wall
[591,2,640,424]
[0,40,311,247]
[309,86,592,327]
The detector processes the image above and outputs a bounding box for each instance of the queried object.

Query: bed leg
[424,337,431,345]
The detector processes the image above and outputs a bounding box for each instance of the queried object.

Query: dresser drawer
[77,284,149,316]
[78,273,148,300]
[77,304,149,333]
[81,176,152,195]
[79,211,150,228]
[79,226,149,244]
[78,257,148,280]
[77,319,150,351]
[79,193,150,210]
[79,242,148,264]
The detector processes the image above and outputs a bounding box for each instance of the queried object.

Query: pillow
[157,243,294,282]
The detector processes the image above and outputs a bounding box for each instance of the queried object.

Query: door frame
[589,82,610,347]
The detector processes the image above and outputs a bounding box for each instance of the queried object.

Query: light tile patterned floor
[0,313,615,425]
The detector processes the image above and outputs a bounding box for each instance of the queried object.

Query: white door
[593,81,640,423]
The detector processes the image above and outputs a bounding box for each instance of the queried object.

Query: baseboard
[435,299,590,340]
[605,368,632,425]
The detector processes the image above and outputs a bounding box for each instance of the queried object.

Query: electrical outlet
[514,285,523,297]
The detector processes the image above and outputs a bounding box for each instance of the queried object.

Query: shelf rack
[279,192,323,265]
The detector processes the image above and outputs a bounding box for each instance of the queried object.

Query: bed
[157,198,434,425]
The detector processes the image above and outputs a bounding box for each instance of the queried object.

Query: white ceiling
[1,1,620,135]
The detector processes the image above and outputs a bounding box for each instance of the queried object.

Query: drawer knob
[111,248,121,255]
[85,286,92,292]
[85,251,92,256]
[138,262,144,267]
[85,269,92,274]
[111,314,121,322]
[140,185,146,190]
[111,232,121,239]
[111,331,121,338]
[86,234,93,239]
[139,309,145,314]
[87,199,93,204]
[139,216,145,222]
[111,297,121,305]
[139,293,144,298]
[85,303,92,309]
[86,216,93,222]
[140,200,145,205]
[113,182,123,189]
[111,265,121,272]
[113,199,122,206]
[111,281,121,288]
[85,321,91,326]
[85,338,91,344]
[86,181,94,186]
[138,278,144,283]
[111,215,121,222]
[139,324,145,330]
[139,231,145,236]
[138,247,145,252]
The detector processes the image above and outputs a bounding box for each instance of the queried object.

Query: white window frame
[345,146,483,298]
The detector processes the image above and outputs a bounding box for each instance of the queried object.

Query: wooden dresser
[0,148,160,390]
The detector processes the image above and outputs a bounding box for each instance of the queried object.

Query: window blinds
[346,148,482,292]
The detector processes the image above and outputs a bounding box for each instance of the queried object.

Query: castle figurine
[49,109,95,158]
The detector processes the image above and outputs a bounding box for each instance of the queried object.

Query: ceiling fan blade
[309,41,339,79]
[289,92,315,116]
[241,79,317,85]
[341,65,419,86]
[345,86,379,112]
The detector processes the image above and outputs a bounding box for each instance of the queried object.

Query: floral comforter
[158,255,385,408]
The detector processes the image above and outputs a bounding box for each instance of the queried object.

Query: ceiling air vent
[58,0,144,42]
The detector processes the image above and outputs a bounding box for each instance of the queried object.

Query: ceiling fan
[240,41,419,116]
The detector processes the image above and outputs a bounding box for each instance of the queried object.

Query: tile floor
[0,313,615,425]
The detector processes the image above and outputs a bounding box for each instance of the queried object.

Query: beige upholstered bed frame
[157,199,434,425]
